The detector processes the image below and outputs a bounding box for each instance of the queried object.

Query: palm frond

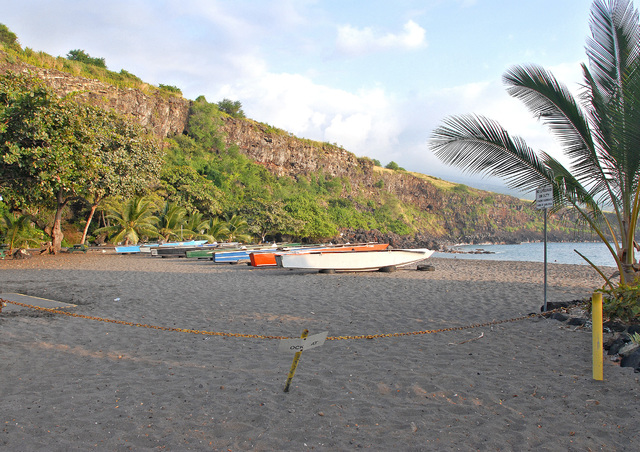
[503,65,598,183]
[586,0,640,95]
[429,114,553,193]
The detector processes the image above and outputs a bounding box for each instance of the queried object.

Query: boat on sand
[275,248,434,272]
[249,243,390,267]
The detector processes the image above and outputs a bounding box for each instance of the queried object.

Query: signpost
[279,330,328,392]
[536,186,553,312]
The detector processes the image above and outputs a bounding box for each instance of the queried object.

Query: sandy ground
[1,253,638,451]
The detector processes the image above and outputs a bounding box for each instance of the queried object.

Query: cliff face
[1,57,569,244]
[219,117,549,244]
[0,55,191,138]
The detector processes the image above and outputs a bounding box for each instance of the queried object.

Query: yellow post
[284,329,308,393]
[592,292,603,381]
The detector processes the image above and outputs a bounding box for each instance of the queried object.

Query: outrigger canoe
[275,248,434,272]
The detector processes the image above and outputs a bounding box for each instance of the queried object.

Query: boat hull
[275,249,434,271]
[250,243,390,267]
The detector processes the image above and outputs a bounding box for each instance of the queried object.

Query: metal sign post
[536,186,553,312]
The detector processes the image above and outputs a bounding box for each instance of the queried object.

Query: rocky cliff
[1,55,577,245]
[0,53,191,138]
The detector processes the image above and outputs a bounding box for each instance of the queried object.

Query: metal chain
[1,298,551,341]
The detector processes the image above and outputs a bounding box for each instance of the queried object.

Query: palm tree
[156,202,187,242]
[429,0,640,286]
[225,214,253,243]
[204,217,230,243]
[94,196,158,245]
[0,212,44,253]
[182,211,213,242]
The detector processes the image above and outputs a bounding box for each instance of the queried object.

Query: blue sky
[2,0,595,195]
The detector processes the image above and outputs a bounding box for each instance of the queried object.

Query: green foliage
[0,211,44,252]
[156,202,188,242]
[225,214,252,243]
[158,84,182,95]
[217,98,246,118]
[94,196,159,245]
[0,71,163,251]
[385,161,400,170]
[0,23,20,52]
[373,159,381,166]
[66,49,107,68]
[595,284,640,323]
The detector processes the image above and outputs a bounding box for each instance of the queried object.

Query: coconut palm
[429,0,640,286]
[182,211,213,242]
[0,212,44,252]
[225,214,253,243]
[205,217,230,243]
[156,202,187,242]
[94,196,158,245]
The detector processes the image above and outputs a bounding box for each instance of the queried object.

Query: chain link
[1,298,551,341]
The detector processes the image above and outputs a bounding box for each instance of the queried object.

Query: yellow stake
[592,292,603,381]
[284,329,309,392]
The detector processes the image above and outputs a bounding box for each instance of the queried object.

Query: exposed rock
[12,249,31,259]
[618,342,640,356]
[620,349,640,371]
[0,54,191,138]
[603,320,627,333]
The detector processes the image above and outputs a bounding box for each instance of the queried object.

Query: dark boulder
[620,349,640,371]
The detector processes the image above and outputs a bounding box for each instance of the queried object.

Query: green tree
[0,73,103,252]
[66,49,107,68]
[0,23,21,52]
[204,217,230,242]
[94,196,158,245]
[0,211,44,253]
[216,98,246,118]
[156,202,187,242]
[429,0,640,286]
[182,211,212,241]
[79,108,162,244]
[225,214,252,243]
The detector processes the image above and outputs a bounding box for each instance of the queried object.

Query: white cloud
[217,70,401,159]
[336,20,427,56]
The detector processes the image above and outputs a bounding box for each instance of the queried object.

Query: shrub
[595,283,640,323]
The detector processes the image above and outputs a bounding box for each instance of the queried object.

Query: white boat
[275,248,434,272]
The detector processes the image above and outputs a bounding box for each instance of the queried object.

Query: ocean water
[433,242,617,267]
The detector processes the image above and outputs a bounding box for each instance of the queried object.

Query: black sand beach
[1,253,638,450]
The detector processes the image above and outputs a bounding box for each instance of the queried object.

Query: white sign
[536,186,554,209]
[278,331,328,354]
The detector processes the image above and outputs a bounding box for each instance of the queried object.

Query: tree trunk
[50,189,68,254]
[81,204,98,245]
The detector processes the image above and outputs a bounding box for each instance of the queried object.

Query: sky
[1,0,595,196]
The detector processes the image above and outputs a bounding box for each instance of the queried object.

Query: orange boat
[249,243,390,267]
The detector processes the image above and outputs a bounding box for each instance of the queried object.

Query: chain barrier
[1,298,556,341]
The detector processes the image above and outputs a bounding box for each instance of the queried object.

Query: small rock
[549,313,568,322]
[606,336,630,355]
[618,342,640,357]
[620,349,640,370]
[627,325,640,335]
[567,317,587,326]
[603,320,626,333]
